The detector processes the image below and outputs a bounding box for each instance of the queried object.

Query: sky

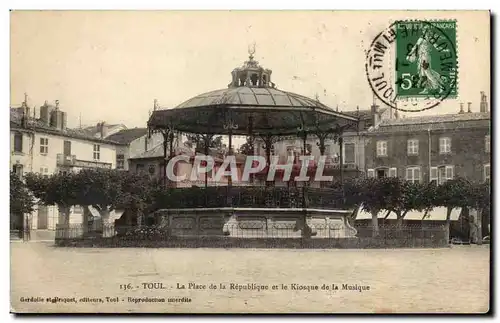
[10,11,490,130]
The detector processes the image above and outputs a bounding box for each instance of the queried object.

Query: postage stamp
[395,20,457,99]
[366,20,458,112]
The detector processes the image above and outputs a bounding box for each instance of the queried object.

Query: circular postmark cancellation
[365,20,458,112]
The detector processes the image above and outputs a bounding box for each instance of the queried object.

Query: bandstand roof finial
[248,42,256,60]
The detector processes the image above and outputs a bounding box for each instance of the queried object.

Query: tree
[25,172,80,228]
[75,168,127,235]
[381,179,435,227]
[342,178,364,227]
[116,172,162,226]
[238,137,255,155]
[357,178,392,237]
[186,134,224,151]
[467,182,490,245]
[435,178,471,240]
[10,172,35,230]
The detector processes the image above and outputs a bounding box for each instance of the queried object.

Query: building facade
[364,95,491,184]
[252,105,393,185]
[10,98,126,230]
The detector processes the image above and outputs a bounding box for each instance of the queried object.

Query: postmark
[365,20,458,112]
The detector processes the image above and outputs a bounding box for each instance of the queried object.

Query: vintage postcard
[10,10,490,314]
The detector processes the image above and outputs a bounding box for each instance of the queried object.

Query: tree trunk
[476,208,483,245]
[126,208,133,227]
[57,205,71,239]
[396,213,404,227]
[371,211,379,237]
[99,209,113,237]
[82,206,91,236]
[445,207,452,243]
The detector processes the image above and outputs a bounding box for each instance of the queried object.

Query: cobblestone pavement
[10,242,490,313]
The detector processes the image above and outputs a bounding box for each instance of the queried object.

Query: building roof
[344,108,387,120]
[129,143,246,164]
[10,108,127,146]
[130,143,197,160]
[368,112,490,134]
[82,123,127,138]
[106,128,148,144]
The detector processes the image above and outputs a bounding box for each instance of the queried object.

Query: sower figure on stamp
[406,26,445,95]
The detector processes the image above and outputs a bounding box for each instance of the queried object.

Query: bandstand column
[202,134,212,189]
[338,135,344,185]
[168,130,175,187]
[223,117,238,188]
[162,131,168,187]
[262,134,275,187]
[247,116,255,184]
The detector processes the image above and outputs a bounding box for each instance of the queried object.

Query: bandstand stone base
[154,208,357,239]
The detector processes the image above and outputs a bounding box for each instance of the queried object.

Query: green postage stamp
[366,19,458,112]
[395,20,457,98]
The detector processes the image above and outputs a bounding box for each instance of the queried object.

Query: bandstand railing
[153,186,346,210]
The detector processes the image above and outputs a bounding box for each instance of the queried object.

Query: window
[40,167,49,178]
[148,164,156,175]
[13,164,23,179]
[485,135,490,153]
[484,164,490,182]
[439,137,451,154]
[407,139,419,155]
[432,165,454,184]
[406,167,421,183]
[376,141,387,157]
[40,137,49,154]
[63,140,71,156]
[344,143,356,164]
[93,144,100,160]
[72,205,83,214]
[370,168,394,179]
[116,154,125,169]
[136,164,145,174]
[324,144,331,156]
[377,169,388,178]
[13,132,23,153]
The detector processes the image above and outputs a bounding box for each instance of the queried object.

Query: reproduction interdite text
[19,281,372,306]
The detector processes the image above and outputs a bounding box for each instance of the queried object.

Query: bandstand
[147,49,361,239]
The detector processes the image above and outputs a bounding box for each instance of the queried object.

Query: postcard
[10,10,490,314]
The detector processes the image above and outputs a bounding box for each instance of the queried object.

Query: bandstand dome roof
[148,49,359,136]
[175,87,334,111]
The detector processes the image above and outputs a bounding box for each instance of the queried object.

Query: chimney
[61,111,67,130]
[459,103,464,114]
[371,103,379,126]
[40,101,53,126]
[480,91,488,113]
[99,121,108,138]
[22,93,30,120]
[467,102,472,113]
